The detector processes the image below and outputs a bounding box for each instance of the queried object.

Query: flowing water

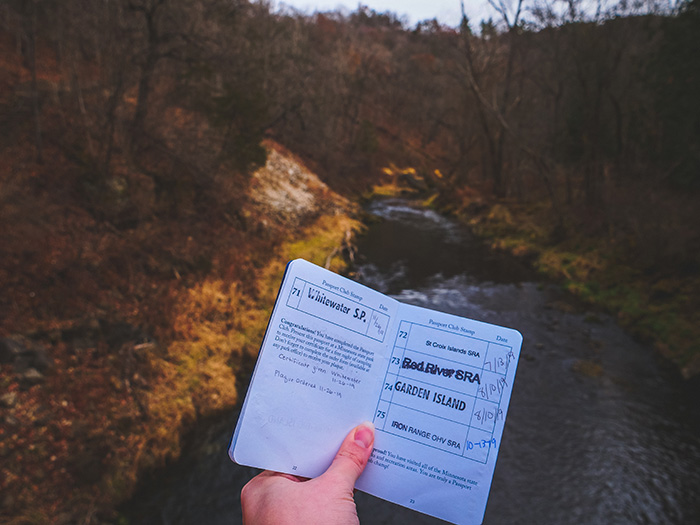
[123,198,700,524]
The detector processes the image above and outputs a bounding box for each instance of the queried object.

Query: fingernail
[354,421,375,448]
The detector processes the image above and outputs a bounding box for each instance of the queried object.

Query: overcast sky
[276,0,496,28]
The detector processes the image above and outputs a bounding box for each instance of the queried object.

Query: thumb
[322,421,375,489]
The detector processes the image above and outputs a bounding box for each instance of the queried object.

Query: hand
[241,421,375,525]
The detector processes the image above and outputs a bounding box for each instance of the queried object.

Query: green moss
[572,359,604,378]
[422,192,440,208]
[453,196,700,378]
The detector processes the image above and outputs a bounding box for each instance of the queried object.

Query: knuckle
[336,447,365,472]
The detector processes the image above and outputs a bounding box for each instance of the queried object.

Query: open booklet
[229,259,522,525]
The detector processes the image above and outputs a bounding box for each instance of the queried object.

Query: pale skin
[241,421,376,525]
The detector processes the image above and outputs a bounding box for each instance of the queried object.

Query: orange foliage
[0,31,269,522]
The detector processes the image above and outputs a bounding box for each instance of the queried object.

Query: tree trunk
[29,0,43,163]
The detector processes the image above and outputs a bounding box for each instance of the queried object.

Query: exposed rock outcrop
[243,145,352,230]
[0,335,53,388]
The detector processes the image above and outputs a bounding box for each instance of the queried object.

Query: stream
[122,198,700,524]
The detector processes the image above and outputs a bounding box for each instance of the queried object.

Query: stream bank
[461,199,700,380]
[0,143,359,523]
[121,197,700,525]
[370,174,700,380]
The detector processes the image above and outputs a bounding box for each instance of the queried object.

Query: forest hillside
[1,0,699,522]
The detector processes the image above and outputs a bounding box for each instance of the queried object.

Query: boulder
[19,367,44,388]
[0,391,17,408]
[0,337,24,364]
[0,335,53,373]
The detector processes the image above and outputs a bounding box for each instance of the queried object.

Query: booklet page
[357,302,521,525]
[231,259,400,477]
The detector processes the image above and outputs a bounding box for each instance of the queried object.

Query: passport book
[230,259,522,525]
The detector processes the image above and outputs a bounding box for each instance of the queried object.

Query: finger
[255,470,280,479]
[241,470,303,507]
[321,421,375,489]
[255,470,307,483]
